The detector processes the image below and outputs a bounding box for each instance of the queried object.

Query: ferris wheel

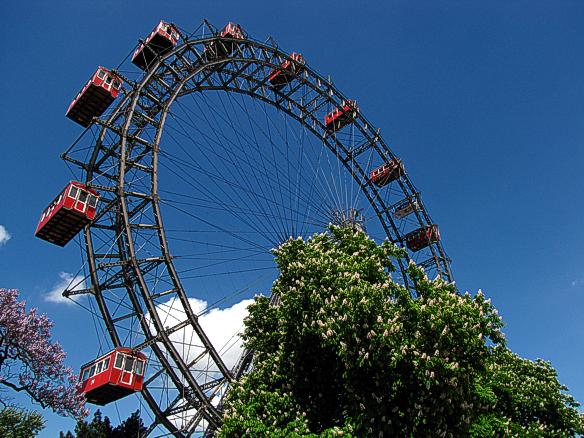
[35,19,453,437]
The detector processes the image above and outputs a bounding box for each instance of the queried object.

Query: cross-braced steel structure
[61,20,453,437]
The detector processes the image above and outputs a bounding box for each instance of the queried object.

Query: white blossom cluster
[220,226,584,436]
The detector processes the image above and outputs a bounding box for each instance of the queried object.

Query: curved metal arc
[79,41,237,435]
[119,36,439,394]
[173,78,410,286]
[180,42,441,266]
[82,201,192,435]
[81,99,200,436]
[77,26,454,436]
[86,37,411,264]
[141,387,185,438]
[117,60,224,428]
[225,38,452,279]
[148,62,235,382]
[84,34,441,258]
[144,69,412,386]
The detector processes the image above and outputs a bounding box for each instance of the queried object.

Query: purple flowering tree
[0,289,88,419]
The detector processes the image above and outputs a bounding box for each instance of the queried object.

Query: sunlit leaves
[219,226,584,436]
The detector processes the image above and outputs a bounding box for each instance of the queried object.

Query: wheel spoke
[59,20,453,436]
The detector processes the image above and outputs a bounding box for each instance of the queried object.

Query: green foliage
[220,226,584,437]
[0,407,45,438]
[471,347,584,436]
[74,410,113,438]
[113,410,147,437]
[63,409,146,438]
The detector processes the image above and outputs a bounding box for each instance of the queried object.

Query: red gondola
[324,100,358,134]
[132,20,180,71]
[205,22,245,61]
[393,198,420,220]
[267,53,305,90]
[35,182,100,247]
[405,224,440,252]
[80,348,147,406]
[370,159,404,187]
[66,67,122,127]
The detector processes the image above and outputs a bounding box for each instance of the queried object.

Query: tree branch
[0,380,48,409]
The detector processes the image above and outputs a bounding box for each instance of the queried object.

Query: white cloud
[0,225,11,246]
[150,296,253,374]
[145,296,255,432]
[44,272,86,305]
[197,298,254,370]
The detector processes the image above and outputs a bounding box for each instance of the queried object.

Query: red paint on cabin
[370,159,404,187]
[132,20,180,70]
[35,182,100,247]
[267,53,305,90]
[324,100,358,134]
[80,348,147,406]
[218,22,244,39]
[405,224,440,252]
[205,22,245,61]
[66,67,122,127]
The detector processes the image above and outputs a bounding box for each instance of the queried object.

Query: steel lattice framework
[62,20,453,437]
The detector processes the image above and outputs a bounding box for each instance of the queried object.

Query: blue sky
[2,0,584,435]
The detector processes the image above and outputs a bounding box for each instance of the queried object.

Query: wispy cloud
[0,225,11,246]
[44,272,86,305]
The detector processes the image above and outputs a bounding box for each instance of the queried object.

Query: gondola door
[75,189,88,214]
[120,355,134,385]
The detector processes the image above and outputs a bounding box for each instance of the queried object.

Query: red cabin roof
[267,53,305,90]
[324,100,359,134]
[405,224,440,252]
[66,67,122,127]
[205,22,245,61]
[370,159,404,188]
[132,20,180,71]
[35,182,100,247]
[219,22,244,39]
[80,347,147,406]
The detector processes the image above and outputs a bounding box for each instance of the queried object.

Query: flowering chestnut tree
[219,226,584,436]
[471,346,584,436]
[0,289,88,419]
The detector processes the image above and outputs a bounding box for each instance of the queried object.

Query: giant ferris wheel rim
[85,35,452,278]
[64,20,453,436]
